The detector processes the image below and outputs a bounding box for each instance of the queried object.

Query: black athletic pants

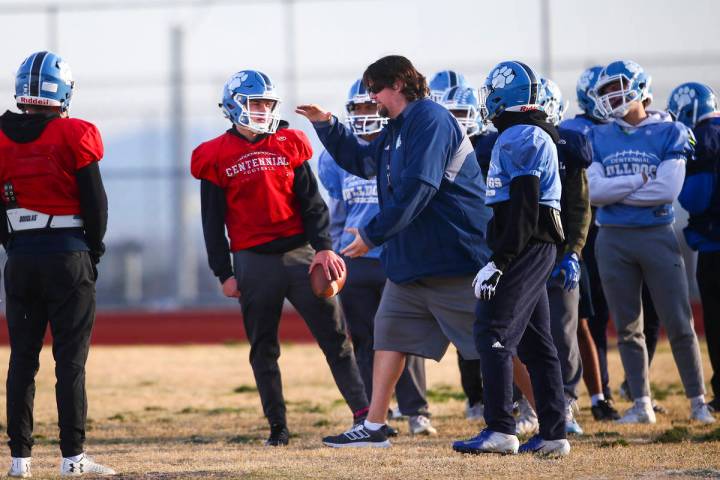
[475,242,566,440]
[339,257,429,416]
[697,251,720,400]
[234,245,368,427]
[5,251,96,458]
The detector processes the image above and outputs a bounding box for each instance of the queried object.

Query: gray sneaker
[466,401,485,421]
[61,454,116,476]
[408,415,437,436]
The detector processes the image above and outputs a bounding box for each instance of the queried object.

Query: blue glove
[551,252,580,291]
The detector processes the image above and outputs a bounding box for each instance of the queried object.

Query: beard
[378,105,389,117]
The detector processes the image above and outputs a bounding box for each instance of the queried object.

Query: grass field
[0,341,719,479]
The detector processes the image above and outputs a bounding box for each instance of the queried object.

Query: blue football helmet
[538,78,568,126]
[594,60,652,118]
[441,85,484,136]
[479,61,542,122]
[429,70,468,103]
[345,79,388,135]
[576,65,605,121]
[220,70,281,134]
[667,82,718,128]
[15,51,74,112]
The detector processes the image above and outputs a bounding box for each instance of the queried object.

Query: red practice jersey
[0,117,103,215]
[191,128,313,251]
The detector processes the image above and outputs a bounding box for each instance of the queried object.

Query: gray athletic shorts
[373,275,479,361]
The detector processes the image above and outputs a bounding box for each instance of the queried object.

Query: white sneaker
[617,401,656,424]
[466,401,485,421]
[8,457,31,478]
[408,415,437,436]
[691,403,716,424]
[61,454,116,476]
[388,406,404,420]
[515,398,539,436]
[453,429,519,454]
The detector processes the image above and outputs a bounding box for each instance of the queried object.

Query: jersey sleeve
[190,141,221,185]
[663,122,694,161]
[70,121,104,170]
[288,129,313,168]
[559,128,593,170]
[508,129,554,180]
[317,150,343,200]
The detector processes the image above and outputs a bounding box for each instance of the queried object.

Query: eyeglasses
[367,82,388,94]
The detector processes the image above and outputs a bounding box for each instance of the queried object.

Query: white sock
[590,393,605,406]
[65,454,84,462]
[690,395,706,409]
[363,420,384,431]
[635,396,651,407]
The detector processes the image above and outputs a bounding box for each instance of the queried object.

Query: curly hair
[362,55,429,102]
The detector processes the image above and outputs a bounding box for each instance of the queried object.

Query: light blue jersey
[589,115,693,227]
[486,124,561,210]
[318,148,382,259]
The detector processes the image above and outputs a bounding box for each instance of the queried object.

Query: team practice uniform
[191,72,369,443]
[588,109,706,411]
[0,50,113,476]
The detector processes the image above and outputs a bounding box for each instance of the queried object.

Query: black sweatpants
[697,251,720,400]
[474,242,566,440]
[233,245,368,426]
[5,251,96,458]
[339,257,429,416]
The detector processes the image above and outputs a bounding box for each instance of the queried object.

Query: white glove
[472,261,503,300]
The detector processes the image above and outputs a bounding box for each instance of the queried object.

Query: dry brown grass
[0,341,718,479]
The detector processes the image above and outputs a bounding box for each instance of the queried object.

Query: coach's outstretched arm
[296,104,381,179]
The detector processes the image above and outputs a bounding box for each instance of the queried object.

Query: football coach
[297,54,493,447]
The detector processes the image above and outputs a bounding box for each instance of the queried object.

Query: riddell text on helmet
[17,97,51,105]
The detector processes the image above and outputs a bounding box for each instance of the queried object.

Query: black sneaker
[383,424,399,437]
[591,399,621,421]
[652,400,668,415]
[265,423,289,446]
[322,423,391,448]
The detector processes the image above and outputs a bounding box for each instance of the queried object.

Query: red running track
[0,304,707,345]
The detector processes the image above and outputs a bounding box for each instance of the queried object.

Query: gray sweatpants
[595,224,705,399]
[548,274,582,401]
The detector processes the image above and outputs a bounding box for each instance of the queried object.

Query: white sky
[0,0,718,248]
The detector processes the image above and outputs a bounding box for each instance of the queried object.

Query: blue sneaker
[452,429,519,455]
[518,434,570,457]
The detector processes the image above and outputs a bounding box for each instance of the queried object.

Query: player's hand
[473,261,503,300]
[309,249,345,281]
[222,277,241,298]
[295,104,333,123]
[551,252,580,291]
[340,228,370,258]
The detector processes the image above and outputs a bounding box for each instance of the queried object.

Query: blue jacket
[679,116,720,252]
[312,99,491,283]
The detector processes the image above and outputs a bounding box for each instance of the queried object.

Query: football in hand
[310,264,347,298]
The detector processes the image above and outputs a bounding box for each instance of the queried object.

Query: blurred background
[0,0,718,312]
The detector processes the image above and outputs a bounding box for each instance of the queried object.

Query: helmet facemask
[595,74,648,119]
[345,99,387,136]
[224,93,281,134]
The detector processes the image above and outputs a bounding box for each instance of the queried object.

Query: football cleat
[452,429,519,455]
[690,403,716,424]
[514,398,539,436]
[617,401,656,424]
[518,434,571,457]
[465,401,485,421]
[591,399,621,421]
[265,423,289,446]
